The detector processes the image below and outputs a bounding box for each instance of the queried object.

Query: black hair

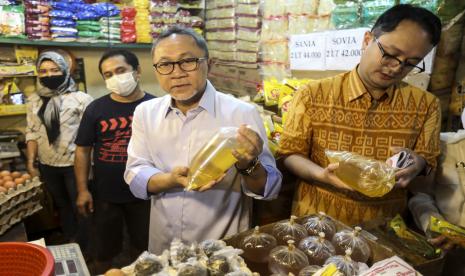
[371,4,442,46]
[98,49,140,75]
[152,26,209,58]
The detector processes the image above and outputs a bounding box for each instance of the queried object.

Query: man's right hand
[321,163,354,191]
[76,190,94,217]
[27,162,39,178]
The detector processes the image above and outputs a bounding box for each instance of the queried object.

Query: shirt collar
[346,66,395,103]
[165,80,216,117]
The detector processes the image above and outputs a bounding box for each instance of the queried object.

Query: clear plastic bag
[272,215,308,245]
[332,226,371,263]
[268,240,309,275]
[187,127,245,191]
[301,212,336,239]
[170,239,198,267]
[177,258,208,276]
[298,232,335,266]
[199,239,227,257]
[324,249,358,276]
[299,265,322,276]
[325,150,395,197]
[240,226,277,263]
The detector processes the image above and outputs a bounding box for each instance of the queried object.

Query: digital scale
[0,131,21,159]
[47,243,90,276]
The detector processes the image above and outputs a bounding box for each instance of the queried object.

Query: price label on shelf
[289,32,326,70]
[325,28,369,71]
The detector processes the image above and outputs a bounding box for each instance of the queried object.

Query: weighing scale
[47,243,90,276]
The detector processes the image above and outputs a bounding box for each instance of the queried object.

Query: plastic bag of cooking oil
[186,127,245,191]
[390,214,441,259]
[325,150,395,197]
[429,216,465,248]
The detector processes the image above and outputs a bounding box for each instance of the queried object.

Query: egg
[22,173,31,180]
[2,175,12,182]
[0,170,10,177]
[11,171,21,179]
[14,177,25,185]
[3,181,15,189]
[0,186,6,193]
[104,269,125,276]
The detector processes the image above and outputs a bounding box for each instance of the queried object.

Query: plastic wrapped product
[0,5,26,38]
[261,18,288,41]
[299,265,322,276]
[298,232,336,266]
[186,127,246,191]
[389,215,441,259]
[206,18,236,30]
[49,10,75,19]
[429,216,465,248]
[261,0,286,18]
[286,0,319,15]
[237,16,260,28]
[169,239,198,267]
[302,212,336,239]
[361,0,396,27]
[237,39,259,52]
[236,3,259,15]
[208,255,231,275]
[199,239,227,257]
[208,41,237,52]
[177,259,208,276]
[325,150,396,197]
[237,27,260,42]
[332,226,371,263]
[206,8,235,19]
[240,226,277,263]
[269,240,309,275]
[206,29,236,41]
[324,249,358,276]
[93,2,120,17]
[122,251,170,276]
[272,215,308,245]
[331,1,361,29]
[261,41,288,63]
[50,19,76,28]
[236,51,257,63]
[317,0,336,15]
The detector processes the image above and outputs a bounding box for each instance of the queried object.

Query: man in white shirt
[124,26,282,254]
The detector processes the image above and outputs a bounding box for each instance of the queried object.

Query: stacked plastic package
[331,0,362,30]
[75,3,100,43]
[24,0,50,40]
[361,0,395,27]
[97,3,121,44]
[150,0,204,39]
[134,0,152,43]
[206,0,237,65]
[121,7,136,43]
[0,3,26,39]
[235,0,260,68]
[49,1,79,42]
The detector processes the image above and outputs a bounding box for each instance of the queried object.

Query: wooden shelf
[0,38,152,49]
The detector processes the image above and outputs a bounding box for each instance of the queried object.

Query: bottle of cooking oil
[186,127,245,191]
[325,150,395,197]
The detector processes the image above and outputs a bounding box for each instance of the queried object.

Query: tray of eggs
[0,170,42,214]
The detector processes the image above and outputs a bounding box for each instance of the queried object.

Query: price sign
[289,32,326,70]
[325,28,369,70]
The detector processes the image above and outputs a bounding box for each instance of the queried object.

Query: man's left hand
[390,147,427,188]
[232,124,263,170]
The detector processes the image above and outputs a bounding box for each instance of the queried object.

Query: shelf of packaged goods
[0,38,152,49]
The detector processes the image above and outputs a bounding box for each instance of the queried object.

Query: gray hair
[151,26,209,59]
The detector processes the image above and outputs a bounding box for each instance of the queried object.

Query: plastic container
[302,212,336,239]
[298,232,336,266]
[268,240,309,275]
[272,215,308,245]
[186,127,246,191]
[240,226,277,263]
[325,150,396,197]
[0,242,54,276]
[332,226,371,263]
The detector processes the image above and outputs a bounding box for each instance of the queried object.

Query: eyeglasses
[374,37,425,74]
[153,57,207,75]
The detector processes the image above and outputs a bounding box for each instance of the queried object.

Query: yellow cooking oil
[187,128,245,190]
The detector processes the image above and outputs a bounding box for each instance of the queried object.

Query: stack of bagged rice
[134,0,152,43]
[96,3,121,44]
[75,3,101,43]
[49,0,84,42]
[24,0,51,40]
[121,6,136,43]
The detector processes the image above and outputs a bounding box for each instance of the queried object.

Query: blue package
[76,11,99,20]
[49,9,75,19]
[93,3,120,17]
[51,18,77,27]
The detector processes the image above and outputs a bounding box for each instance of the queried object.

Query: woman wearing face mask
[25,50,93,245]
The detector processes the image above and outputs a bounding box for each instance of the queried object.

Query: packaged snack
[324,249,358,276]
[0,5,26,38]
[332,226,371,263]
[299,265,322,276]
[325,150,396,197]
[269,240,309,275]
[389,215,441,259]
[429,216,465,248]
[272,215,308,245]
[240,226,277,263]
[263,79,281,107]
[298,232,336,266]
[199,239,227,257]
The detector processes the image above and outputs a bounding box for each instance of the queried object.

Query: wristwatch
[235,157,260,176]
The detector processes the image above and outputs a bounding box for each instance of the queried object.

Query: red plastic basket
[0,242,55,276]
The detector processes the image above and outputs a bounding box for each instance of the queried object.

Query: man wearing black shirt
[74,49,154,273]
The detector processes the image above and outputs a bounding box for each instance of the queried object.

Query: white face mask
[105,71,138,96]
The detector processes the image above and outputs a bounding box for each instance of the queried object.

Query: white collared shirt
[125,80,282,254]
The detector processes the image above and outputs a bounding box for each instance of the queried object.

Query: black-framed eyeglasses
[374,37,425,74]
[153,57,207,75]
